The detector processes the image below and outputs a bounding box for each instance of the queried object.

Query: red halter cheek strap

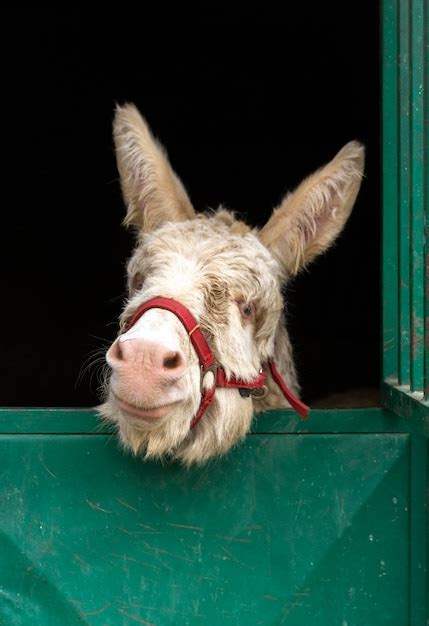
[125,296,310,428]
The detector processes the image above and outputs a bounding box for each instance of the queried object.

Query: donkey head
[99,103,364,465]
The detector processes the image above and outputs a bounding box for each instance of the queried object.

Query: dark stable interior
[0,6,380,408]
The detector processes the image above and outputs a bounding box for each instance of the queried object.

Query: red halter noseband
[125,297,310,428]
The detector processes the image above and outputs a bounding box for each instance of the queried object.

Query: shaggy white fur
[99,103,365,465]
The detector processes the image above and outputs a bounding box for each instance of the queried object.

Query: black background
[1,6,380,407]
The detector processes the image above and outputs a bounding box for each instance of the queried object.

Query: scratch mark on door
[116,609,156,625]
[85,499,111,513]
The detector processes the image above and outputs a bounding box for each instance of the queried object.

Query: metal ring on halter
[200,364,218,393]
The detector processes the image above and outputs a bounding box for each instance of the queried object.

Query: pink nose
[106,338,186,379]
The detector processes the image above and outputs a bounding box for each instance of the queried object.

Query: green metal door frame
[382,0,429,417]
[381,3,428,621]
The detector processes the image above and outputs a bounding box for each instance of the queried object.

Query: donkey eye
[131,272,145,292]
[238,301,255,321]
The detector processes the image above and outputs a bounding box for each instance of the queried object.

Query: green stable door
[0,2,428,624]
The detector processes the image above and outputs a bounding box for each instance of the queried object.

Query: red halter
[125,296,310,428]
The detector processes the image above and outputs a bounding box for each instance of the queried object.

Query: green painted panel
[410,0,425,391]
[382,382,429,428]
[0,432,411,626]
[425,0,429,401]
[0,406,424,436]
[398,0,411,386]
[0,408,99,434]
[382,0,399,381]
[382,0,429,415]
[409,431,427,626]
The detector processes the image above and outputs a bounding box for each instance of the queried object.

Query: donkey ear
[259,141,365,275]
[113,103,195,233]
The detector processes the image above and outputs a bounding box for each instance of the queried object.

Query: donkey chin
[99,383,254,466]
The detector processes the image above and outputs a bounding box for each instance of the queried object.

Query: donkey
[99,103,364,465]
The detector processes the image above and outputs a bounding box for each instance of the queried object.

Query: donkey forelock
[99,103,364,465]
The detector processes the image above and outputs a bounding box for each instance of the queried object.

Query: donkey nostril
[163,351,182,370]
[107,340,123,364]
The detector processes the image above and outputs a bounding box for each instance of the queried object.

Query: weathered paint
[425,0,429,402]
[0,407,427,625]
[382,381,429,427]
[382,0,399,381]
[398,0,411,386]
[410,0,425,392]
[426,248,429,400]
[383,0,429,413]
[381,16,428,607]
